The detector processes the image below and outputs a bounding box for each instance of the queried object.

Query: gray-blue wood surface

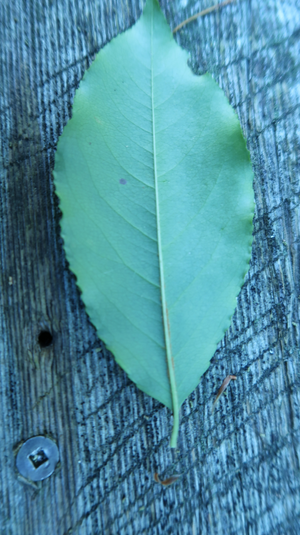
[1,0,300,533]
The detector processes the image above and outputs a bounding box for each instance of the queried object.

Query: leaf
[53,0,254,446]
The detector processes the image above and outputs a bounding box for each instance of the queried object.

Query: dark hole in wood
[29,449,48,469]
[38,330,53,348]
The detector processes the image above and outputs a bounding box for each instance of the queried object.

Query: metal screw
[16,436,59,482]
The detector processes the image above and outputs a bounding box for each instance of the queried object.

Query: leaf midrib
[150,3,179,447]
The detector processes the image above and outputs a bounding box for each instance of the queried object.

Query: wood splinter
[154,472,182,487]
[212,375,237,411]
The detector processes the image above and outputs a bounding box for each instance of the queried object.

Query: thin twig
[173,0,235,34]
[212,375,237,411]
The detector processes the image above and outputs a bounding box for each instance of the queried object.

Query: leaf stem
[173,0,235,34]
[170,412,179,448]
[150,1,179,448]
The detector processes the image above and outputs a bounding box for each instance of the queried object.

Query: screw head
[16,436,59,481]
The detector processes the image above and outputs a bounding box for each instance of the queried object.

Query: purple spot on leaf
[119,178,127,185]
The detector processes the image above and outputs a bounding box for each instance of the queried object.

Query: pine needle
[154,472,182,487]
[173,0,235,34]
[212,375,237,411]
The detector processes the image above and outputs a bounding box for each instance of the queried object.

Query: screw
[16,436,59,482]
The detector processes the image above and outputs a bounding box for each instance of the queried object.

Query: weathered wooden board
[0,0,300,534]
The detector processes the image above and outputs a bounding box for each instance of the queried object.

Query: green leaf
[53,0,254,446]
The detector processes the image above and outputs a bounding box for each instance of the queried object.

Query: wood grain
[0,0,300,533]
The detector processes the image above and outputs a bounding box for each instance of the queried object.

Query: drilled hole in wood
[38,330,53,348]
